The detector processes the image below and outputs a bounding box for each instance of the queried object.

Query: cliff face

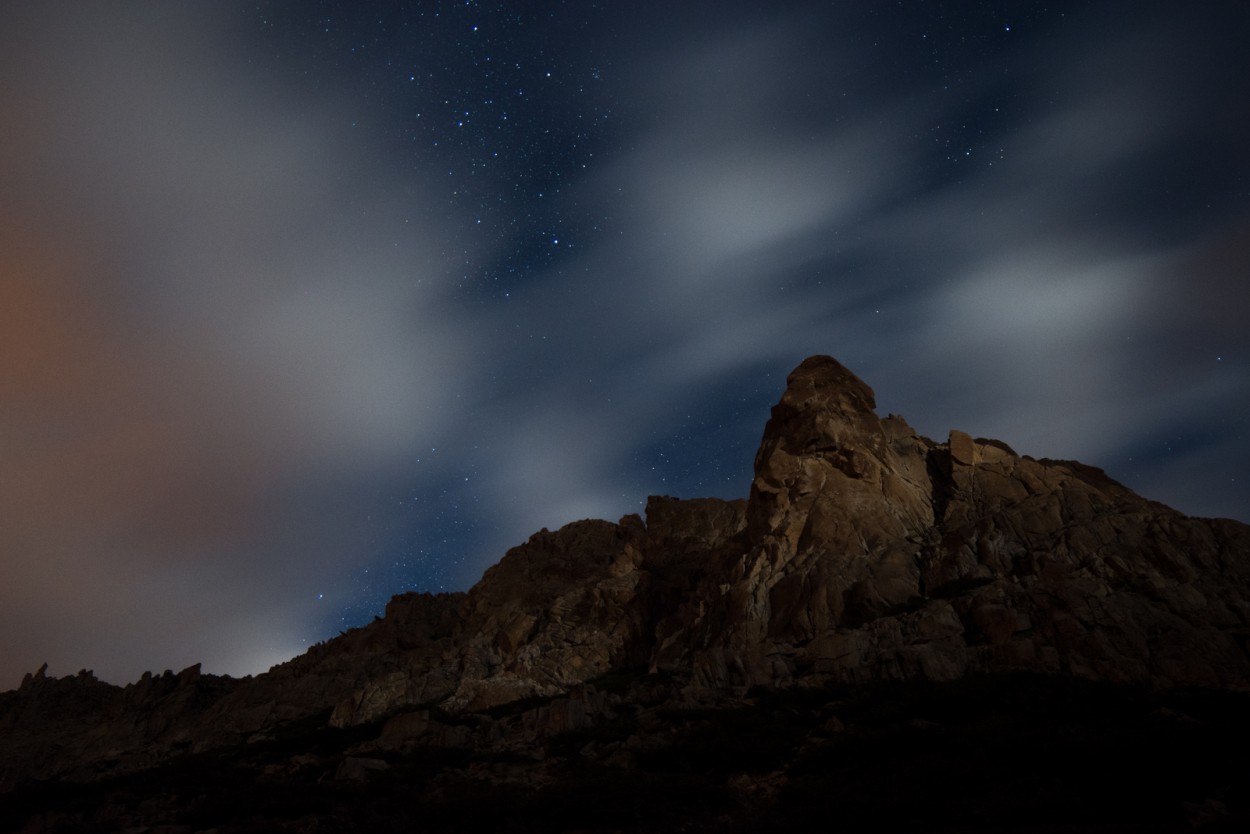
[4,356,1250,803]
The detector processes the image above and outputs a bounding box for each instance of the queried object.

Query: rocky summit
[4,355,1250,833]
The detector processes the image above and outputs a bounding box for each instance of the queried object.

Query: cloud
[0,3,476,686]
[475,0,1250,542]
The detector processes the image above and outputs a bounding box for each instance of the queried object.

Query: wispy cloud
[0,3,476,684]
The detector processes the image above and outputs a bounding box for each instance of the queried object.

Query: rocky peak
[749,356,930,539]
[773,354,877,416]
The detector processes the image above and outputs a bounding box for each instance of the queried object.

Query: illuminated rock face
[4,356,1250,794]
[649,356,1250,694]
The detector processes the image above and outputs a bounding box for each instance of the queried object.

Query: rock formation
[653,356,1250,691]
[3,356,1249,832]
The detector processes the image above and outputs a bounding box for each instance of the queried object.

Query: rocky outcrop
[330,518,651,724]
[0,662,237,788]
[648,356,1250,693]
[3,355,1249,798]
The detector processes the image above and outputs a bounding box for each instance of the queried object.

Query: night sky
[3,1,1248,691]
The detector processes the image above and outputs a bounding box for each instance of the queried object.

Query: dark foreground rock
[3,356,1249,831]
[3,674,1249,833]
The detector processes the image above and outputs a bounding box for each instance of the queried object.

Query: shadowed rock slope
[4,356,1249,831]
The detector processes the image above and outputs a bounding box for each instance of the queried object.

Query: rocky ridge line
[3,355,1249,792]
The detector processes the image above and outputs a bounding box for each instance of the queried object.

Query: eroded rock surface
[653,356,1250,693]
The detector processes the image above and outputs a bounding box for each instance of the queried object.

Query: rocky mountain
[4,355,1249,833]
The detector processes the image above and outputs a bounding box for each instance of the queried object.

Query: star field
[246,2,616,303]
